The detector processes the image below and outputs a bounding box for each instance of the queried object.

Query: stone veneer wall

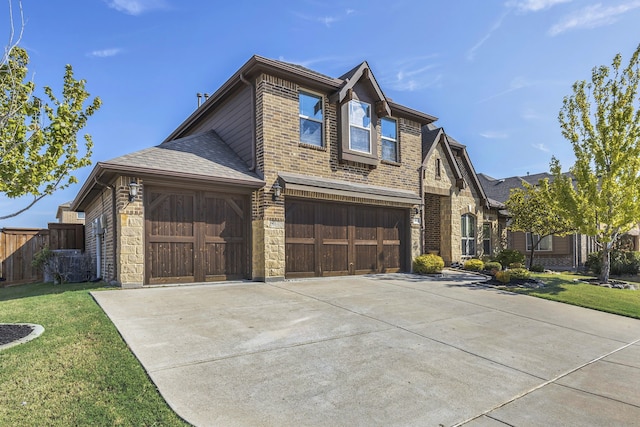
[422,141,489,265]
[115,176,144,287]
[254,73,423,279]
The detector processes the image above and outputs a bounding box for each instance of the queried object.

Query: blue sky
[2,0,640,227]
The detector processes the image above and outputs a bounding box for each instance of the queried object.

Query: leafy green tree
[551,44,640,283]
[505,177,574,269]
[0,4,101,220]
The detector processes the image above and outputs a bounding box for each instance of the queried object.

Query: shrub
[530,264,545,273]
[413,254,445,274]
[484,261,502,272]
[509,268,531,280]
[495,270,511,283]
[494,249,525,267]
[586,250,640,276]
[463,258,484,271]
[509,262,523,269]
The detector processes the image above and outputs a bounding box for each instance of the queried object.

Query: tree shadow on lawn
[0,281,113,303]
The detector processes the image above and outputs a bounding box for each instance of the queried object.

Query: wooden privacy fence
[0,224,85,287]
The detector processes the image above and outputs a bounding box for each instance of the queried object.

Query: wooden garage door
[285,199,406,278]
[145,187,248,285]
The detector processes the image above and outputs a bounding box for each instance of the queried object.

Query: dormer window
[299,91,323,147]
[348,100,371,153]
[381,117,398,162]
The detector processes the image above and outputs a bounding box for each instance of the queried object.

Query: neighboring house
[72,56,446,286]
[56,202,85,225]
[478,172,599,269]
[421,128,505,265]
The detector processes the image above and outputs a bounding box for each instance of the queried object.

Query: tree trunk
[528,246,535,270]
[600,247,611,284]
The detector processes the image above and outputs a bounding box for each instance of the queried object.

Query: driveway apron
[92,273,640,427]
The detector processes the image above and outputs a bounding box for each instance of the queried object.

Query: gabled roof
[165,55,436,142]
[422,127,488,204]
[330,61,391,117]
[477,172,554,204]
[71,130,264,211]
[422,127,463,180]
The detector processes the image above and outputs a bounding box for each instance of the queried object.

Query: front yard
[0,282,187,426]
[512,272,640,319]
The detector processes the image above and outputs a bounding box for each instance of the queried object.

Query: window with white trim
[461,214,476,256]
[381,117,398,162]
[348,100,371,153]
[299,91,323,147]
[482,223,491,255]
[526,233,552,251]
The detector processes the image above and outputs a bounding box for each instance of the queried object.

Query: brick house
[421,127,505,265]
[477,172,600,269]
[56,202,85,225]
[72,56,495,286]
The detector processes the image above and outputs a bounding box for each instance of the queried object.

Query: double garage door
[285,199,408,278]
[144,187,249,285]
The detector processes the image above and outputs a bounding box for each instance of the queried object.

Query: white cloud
[467,11,509,61]
[477,76,536,103]
[532,143,550,152]
[381,56,443,92]
[87,48,122,58]
[521,108,543,120]
[549,1,640,35]
[506,0,572,13]
[480,131,510,139]
[294,9,356,28]
[104,0,168,15]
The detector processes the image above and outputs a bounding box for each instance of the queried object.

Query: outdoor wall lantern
[128,180,139,202]
[272,181,282,201]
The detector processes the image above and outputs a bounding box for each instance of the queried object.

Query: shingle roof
[477,172,554,204]
[104,130,263,186]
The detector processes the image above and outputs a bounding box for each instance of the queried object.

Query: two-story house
[71,56,495,287]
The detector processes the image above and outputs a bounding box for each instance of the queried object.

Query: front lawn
[512,272,640,319]
[0,282,188,426]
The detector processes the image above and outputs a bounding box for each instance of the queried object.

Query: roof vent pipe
[196,93,202,108]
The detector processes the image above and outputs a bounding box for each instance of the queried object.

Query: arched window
[461,214,476,257]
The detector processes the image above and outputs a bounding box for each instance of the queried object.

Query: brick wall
[424,193,441,253]
[84,185,115,282]
[253,72,423,279]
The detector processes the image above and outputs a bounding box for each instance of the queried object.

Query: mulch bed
[0,324,34,346]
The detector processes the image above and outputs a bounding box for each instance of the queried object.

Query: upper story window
[299,91,323,147]
[526,233,552,251]
[77,212,85,219]
[349,100,371,153]
[435,158,442,179]
[381,117,398,162]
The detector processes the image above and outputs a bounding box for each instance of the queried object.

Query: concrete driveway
[92,272,640,426]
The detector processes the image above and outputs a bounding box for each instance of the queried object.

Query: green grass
[511,272,640,319]
[0,282,188,426]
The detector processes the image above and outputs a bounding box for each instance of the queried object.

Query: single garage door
[145,187,249,285]
[285,199,407,278]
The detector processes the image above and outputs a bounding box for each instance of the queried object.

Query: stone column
[116,176,144,288]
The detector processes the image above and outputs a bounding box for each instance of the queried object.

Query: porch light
[272,181,282,201]
[128,180,139,202]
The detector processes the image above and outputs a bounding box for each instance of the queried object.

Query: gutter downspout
[419,164,425,259]
[240,72,257,172]
[94,177,118,283]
